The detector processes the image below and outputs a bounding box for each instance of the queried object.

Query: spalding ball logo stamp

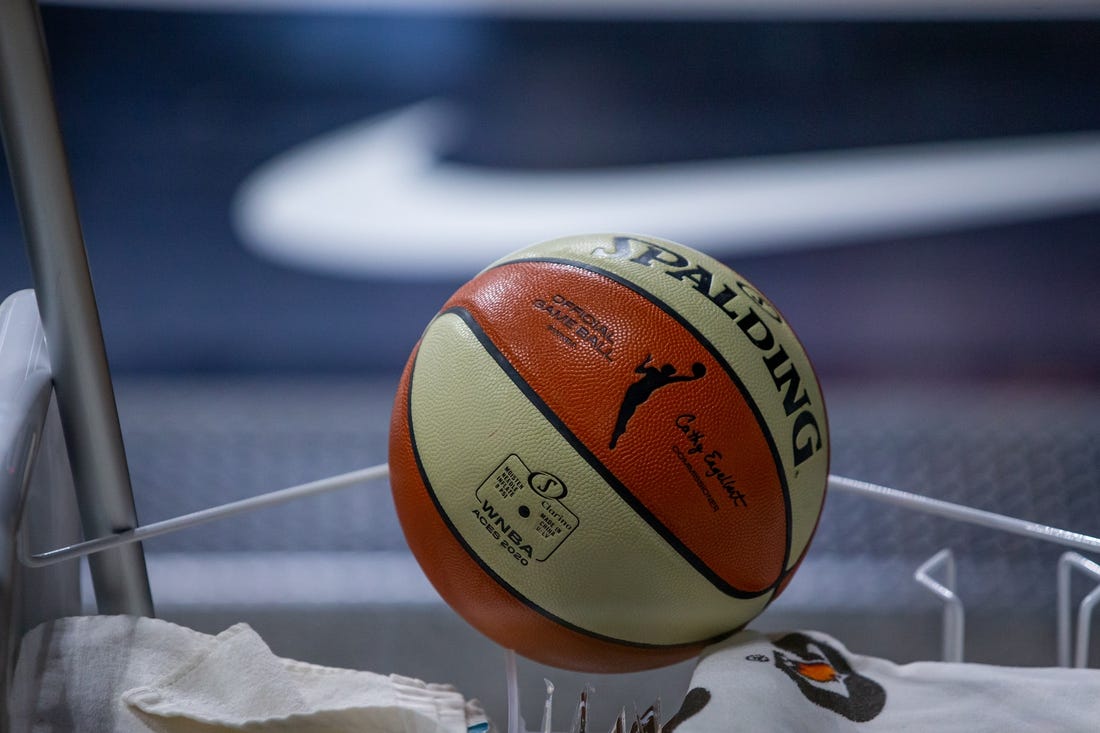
[528,471,568,499]
[473,455,579,563]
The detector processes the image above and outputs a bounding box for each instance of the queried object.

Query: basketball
[388,233,829,672]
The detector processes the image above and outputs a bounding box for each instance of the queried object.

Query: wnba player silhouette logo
[610,355,706,449]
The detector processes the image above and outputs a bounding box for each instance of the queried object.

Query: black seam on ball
[406,311,745,649]
[442,305,771,600]
[489,255,796,587]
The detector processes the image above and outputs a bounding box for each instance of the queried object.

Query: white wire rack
[17,463,1100,733]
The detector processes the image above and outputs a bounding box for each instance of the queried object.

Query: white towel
[665,630,1100,733]
[10,615,489,733]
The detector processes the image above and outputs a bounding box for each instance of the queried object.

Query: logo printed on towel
[770,632,886,722]
[664,633,886,730]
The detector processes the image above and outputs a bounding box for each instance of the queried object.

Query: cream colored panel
[410,311,772,645]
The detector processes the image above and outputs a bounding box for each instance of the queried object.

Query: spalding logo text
[593,236,823,468]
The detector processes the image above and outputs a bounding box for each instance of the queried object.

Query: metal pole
[0,0,154,615]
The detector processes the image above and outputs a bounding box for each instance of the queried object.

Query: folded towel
[665,630,1100,733]
[10,615,488,733]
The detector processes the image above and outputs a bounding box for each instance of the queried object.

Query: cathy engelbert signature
[673,413,747,510]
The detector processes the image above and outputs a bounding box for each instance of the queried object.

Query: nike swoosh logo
[233,101,1100,277]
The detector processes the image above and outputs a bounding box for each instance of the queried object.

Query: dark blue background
[1,8,1098,381]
